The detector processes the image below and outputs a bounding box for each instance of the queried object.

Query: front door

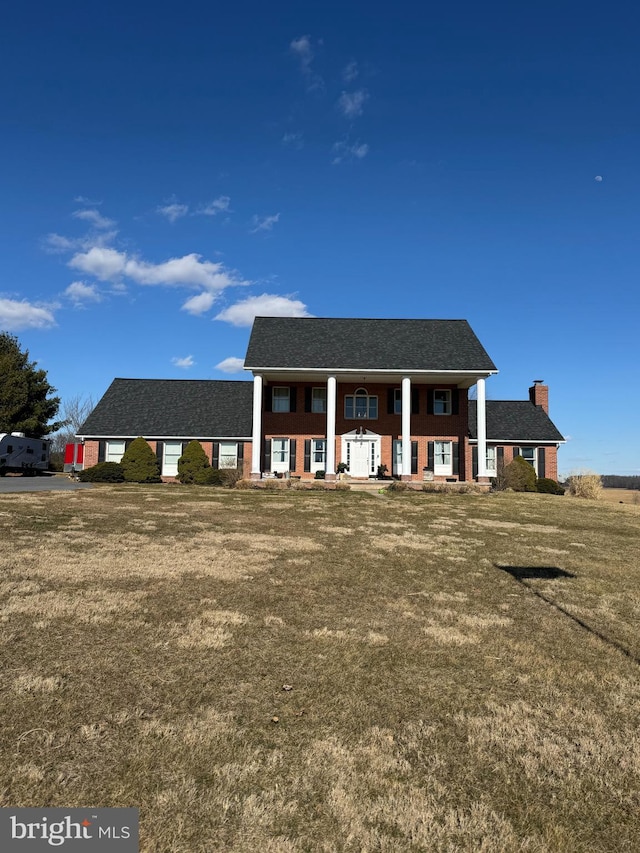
[348,439,371,477]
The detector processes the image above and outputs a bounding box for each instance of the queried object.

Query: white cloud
[331,140,369,165]
[282,131,303,149]
[44,229,118,254]
[215,293,312,327]
[0,298,56,330]
[250,213,280,234]
[157,203,189,222]
[69,248,248,294]
[594,175,603,182]
[74,196,102,205]
[342,60,359,83]
[215,356,245,373]
[181,291,217,315]
[197,196,231,216]
[172,355,194,369]
[72,208,116,229]
[337,89,368,118]
[289,34,324,91]
[65,281,102,304]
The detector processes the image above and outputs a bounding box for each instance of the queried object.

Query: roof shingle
[468,400,564,442]
[79,379,253,438]
[245,317,497,371]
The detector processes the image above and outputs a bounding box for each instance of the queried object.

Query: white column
[401,376,412,479]
[326,375,337,478]
[251,374,263,478]
[477,377,487,479]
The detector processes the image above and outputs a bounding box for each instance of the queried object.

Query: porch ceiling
[252,369,495,389]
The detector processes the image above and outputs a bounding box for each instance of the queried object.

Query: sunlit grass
[1,485,638,851]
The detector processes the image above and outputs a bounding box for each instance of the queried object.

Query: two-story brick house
[78,316,564,482]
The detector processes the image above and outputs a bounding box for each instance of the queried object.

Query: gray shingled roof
[79,379,253,438]
[245,317,497,371]
[468,401,565,442]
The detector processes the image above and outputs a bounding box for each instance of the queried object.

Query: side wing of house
[468,385,565,481]
[78,379,254,478]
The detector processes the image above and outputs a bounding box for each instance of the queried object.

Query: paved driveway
[0,475,93,493]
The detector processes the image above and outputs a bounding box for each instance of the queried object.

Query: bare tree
[49,394,95,454]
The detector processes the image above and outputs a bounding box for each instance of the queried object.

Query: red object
[64,443,84,467]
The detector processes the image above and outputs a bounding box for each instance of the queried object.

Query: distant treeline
[602,475,640,490]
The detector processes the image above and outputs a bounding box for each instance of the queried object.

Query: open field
[601,488,640,506]
[1,485,639,852]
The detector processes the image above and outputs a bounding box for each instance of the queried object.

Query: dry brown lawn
[1,485,639,852]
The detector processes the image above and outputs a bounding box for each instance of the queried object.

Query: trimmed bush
[120,437,161,483]
[536,477,565,495]
[566,471,602,500]
[503,455,537,492]
[177,441,210,484]
[78,462,125,483]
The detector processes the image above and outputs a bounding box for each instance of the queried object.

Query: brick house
[78,316,564,482]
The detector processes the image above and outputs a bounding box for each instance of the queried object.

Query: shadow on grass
[496,563,639,667]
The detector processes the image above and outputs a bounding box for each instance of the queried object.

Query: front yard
[1,486,638,851]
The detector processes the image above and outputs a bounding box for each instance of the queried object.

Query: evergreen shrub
[503,456,537,492]
[536,477,565,495]
[121,437,161,483]
[78,462,125,482]
[177,441,210,484]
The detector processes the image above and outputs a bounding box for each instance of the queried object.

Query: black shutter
[237,442,244,463]
[264,387,273,412]
[304,439,311,472]
[452,389,459,415]
[411,441,418,475]
[305,387,312,413]
[263,439,271,472]
[452,442,459,476]
[472,447,478,478]
[212,442,219,468]
[155,441,163,469]
[387,389,395,415]
[98,440,106,463]
[513,447,520,459]
[125,439,133,451]
[412,388,420,415]
[427,390,434,415]
[427,441,434,470]
[538,447,546,479]
[497,447,504,465]
[289,439,297,472]
[290,387,297,413]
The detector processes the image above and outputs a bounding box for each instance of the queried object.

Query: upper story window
[272,387,290,413]
[434,389,452,415]
[393,388,402,414]
[312,387,327,414]
[345,388,378,419]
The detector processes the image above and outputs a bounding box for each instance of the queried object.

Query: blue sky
[1,1,638,475]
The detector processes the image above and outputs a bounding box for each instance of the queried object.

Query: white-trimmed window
[310,438,326,473]
[219,441,238,469]
[393,388,402,414]
[345,388,378,419]
[519,447,537,474]
[434,389,452,415]
[486,446,497,477]
[312,388,327,414]
[105,440,126,463]
[272,387,290,412]
[434,440,453,475]
[271,438,290,473]
[163,441,183,477]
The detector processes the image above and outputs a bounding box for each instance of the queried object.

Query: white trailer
[0,433,50,476]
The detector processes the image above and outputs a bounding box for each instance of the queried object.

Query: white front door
[342,431,380,478]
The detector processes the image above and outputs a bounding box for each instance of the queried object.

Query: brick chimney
[529,380,548,414]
